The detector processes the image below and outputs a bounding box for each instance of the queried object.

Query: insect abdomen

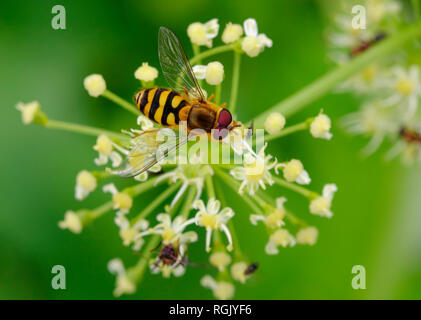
[135,88,189,126]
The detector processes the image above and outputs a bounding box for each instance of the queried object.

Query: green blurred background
[1,0,420,299]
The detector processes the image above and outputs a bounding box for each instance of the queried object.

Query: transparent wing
[112,128,189,178]
[158,26,205,101]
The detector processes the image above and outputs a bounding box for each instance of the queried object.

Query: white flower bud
[241,36,263,57]
[231,262,248,283]
[309,184,337,218]
[187,19,219,47]
[134,62,158,82]
[75,170,97,200]
[222,23,243,43]
[296,227,318,246]
[264,112,286,134]
[310,113,332,140]
[209,251,231,271]
[241,18,272,57]
[93,135,113,156]
[282,159,310,185]
[83,74,106,97]
[58,210,83,234]
[213,281,235,300]
[16,101,45,125]
[205,61,224,85]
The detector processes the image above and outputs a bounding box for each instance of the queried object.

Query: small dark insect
[399,127,421,143]
[154,243,187,268]
[244,263,259,275]
[350,32,387,57]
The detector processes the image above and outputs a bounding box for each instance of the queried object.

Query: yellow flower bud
[283,159,304,182]
[310,114,332,140]
[83,74,106,97]
[134,62,158,82]
[58,210,83,234]
[205,61,224,85]
[93,135,113,156]
[209,252,231,271]
[213,281,235,300]
[264,112,286,134]
[296,227,318,246]
[222,23,243,43]
[113,192,133,210]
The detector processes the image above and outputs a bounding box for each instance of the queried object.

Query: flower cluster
[17,18,337,299]
[326,0,421,164]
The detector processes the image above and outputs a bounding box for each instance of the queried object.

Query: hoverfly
[115,27,239,178]
[350,32,387,57]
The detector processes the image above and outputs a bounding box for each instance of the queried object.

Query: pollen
[244,157,265,182]
[161,227,176,243]
[396,78,414,96]
[199,212,218,229]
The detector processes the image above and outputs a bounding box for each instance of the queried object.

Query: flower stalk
[102,90,140,116]
[189,43,238,65]
[45,119,129,141]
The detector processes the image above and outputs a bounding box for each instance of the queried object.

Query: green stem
[128,186,182,286]
[89,201,114,220]
[46,119,128,141]
[189,43,237,65]
[125,175,162,197]
[256,189,307,227]
[253,19,421,125]
[229,51,241,115]
[130,181,181,225]
[257,118,312,145]
[215,179,244,259]
[272,176,317,199]
[128,234,161,284]
[102,90,140,116]
[179,186,196,218]
[85,175,162,227]
[205,174,216,199]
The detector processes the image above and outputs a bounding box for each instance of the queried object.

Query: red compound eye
[217,109,232,128]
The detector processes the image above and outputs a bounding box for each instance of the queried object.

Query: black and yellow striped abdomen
[135,88,190,126]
